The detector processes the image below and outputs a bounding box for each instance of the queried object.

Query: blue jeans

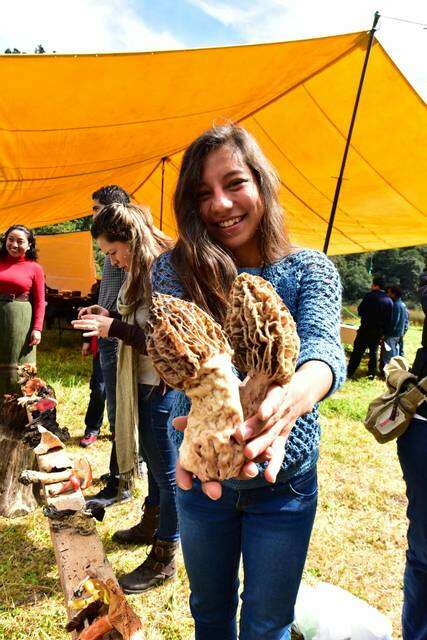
[84,353,106,437]
[138,384,179,541]
[382,336,402,368]
[98,338,119,480]
[98,338,118,435]
[177,467,318,640]
[398,418,427,640]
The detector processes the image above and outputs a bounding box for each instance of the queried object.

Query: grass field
[0,326,422,639]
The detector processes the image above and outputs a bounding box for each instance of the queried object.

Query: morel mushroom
[146,294,245,482]
[225,273,300,418]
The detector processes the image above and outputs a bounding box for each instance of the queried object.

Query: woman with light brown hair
[73,203,179,594]
[151,123,346,639]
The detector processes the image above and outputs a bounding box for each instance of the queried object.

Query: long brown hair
[172,123,291,323]
[91,203,172,309]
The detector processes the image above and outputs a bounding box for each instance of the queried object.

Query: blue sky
[1,0,426,98]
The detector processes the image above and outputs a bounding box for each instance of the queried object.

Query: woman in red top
[0,225,45,395]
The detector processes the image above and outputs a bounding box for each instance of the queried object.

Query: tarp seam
[301,83,427,218]
[250,116,384,248]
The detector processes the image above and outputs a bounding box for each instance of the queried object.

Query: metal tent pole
[159,157,167,230]
[323,11,381,254]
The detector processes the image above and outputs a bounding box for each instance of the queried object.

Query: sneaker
[80,434,98,447]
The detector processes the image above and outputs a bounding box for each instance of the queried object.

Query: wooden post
[0,402,39,517]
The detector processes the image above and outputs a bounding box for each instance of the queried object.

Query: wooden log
[0,422,39,517]
[37,469,126,638]
[340,323,358,346]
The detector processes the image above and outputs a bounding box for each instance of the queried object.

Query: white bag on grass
[294,582,393,640]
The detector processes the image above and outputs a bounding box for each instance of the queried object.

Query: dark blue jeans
[84,353,106,437]
[398,418,427,640]
[98,338,119,479]
[98,338,118,434]
[138,384,179,542]
[177,467,318,640]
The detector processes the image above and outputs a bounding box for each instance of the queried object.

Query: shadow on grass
[0,521,57,606]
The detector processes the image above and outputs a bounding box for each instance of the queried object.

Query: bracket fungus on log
[225,273,300,418]
[146,293,245,482]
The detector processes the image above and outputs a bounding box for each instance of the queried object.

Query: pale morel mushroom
[225,272,300,418]
[146,294,245,481]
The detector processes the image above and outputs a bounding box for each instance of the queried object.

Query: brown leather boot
[118,538,179,594]
[112,500,159,545]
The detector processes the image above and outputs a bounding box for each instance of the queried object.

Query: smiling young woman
[0,225,45,395]
[151,123,346,640]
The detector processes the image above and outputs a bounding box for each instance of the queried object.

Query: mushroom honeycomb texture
[146,293,245,481]
[225,273,300,418]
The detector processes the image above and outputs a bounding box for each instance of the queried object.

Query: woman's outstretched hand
[172,382,294,500]
[72,314,113,338]
[173,361,332,500]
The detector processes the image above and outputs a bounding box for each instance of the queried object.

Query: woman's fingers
[77,307,89,319]
[201,481,222,500]
[176,460,222,500]
[263,435,288,483]
[244,417,292,460]
[237,460,259,480]
[175,461,193,490]
[72,316,102,336]
[257,384,288,422]
[234,414,263,442]
[172,416,188,431]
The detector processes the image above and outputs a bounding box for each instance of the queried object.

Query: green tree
[332,253,372,301]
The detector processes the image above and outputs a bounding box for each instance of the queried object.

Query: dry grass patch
[0,327,421,638]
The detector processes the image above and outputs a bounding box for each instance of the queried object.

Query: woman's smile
[216,214,246,229]
[198,146,264,266]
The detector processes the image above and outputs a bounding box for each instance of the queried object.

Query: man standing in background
[381,284,409,369]
[347,275,393,379]
[80,184,131,509]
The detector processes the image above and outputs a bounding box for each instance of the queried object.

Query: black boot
[112,500,160,545]
[118,538,179,594]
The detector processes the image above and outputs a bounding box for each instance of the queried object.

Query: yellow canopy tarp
[0,32,426,254]
[37,231,96,295]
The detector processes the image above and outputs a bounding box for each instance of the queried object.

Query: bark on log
[0,422,39,517]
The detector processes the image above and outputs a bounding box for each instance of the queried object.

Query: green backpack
[364,357,427,443]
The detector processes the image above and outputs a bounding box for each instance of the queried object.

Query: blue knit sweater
[152,248,346,490]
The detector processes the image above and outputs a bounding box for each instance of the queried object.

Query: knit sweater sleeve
[31,262,46,331]
[151,251,185,298]
[293,251,346,397]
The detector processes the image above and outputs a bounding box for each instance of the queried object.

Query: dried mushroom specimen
[146,294,245,481]
[225,273,300,418]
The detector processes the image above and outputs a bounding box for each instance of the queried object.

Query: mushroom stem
[180,353,245,481]
[239,372,273,420]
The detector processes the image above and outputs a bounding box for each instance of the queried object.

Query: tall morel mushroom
[146,294,245,481]
[225,273,300,418]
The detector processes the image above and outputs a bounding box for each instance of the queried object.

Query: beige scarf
[115,285,140,486]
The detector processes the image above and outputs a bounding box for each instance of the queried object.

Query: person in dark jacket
[380,285,409,369]
[347,275,393,379]
[397,272,427,639]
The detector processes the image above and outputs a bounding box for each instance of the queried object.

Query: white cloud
[189,0,427,99]
[185,0,265,26]
[0,0,184,53]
